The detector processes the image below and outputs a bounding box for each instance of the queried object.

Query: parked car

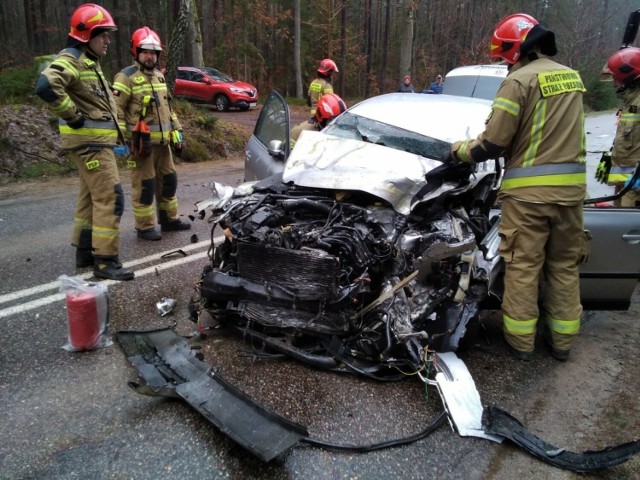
[442,64,508,100]
[173,66,258,111]
[194,90,640,379]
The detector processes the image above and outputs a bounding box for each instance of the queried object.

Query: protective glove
[113,144,130,157]
[450,140,475,164]
[66,115,85,129]
[443,152,459,165]
[623,174,640,191]
[594,150,612,184]
[170,129,185,154]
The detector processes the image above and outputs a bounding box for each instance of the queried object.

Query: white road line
[0,236,223,319]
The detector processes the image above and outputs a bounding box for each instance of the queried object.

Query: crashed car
[192,92,640,377]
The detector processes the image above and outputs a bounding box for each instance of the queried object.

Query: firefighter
[307,59,339,115]
[112,27,191,241]
[602,47,640,207]
[291,93,346,147]
[35,4,134,281]
[449,13,587,361]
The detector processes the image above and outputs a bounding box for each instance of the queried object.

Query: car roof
[445,64,508,78]
[345,92,493,143]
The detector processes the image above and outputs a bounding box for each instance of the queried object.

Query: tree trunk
[184,0,204,67]
[294,0,302,98]
[339,0,347,98]
[398,0,414,81]
[165,0,191,93]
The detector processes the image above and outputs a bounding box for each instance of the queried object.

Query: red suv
[174,66,259,112]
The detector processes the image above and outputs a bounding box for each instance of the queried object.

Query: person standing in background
[308,59,339,115]
[35,3,134,281]
[428,74,444,93]
[112,26,191,241]
[601,48,640,207]
[397,75,415,92]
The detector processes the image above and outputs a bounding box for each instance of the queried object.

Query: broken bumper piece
[483,406,640,472]
[116,327,308,462]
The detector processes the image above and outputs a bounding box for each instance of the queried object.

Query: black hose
[300,410,447,452]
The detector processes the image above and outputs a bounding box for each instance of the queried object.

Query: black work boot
[76,249,94,268]
[137,228,162,241]
[161,218,191,232]
[75,229,94,267]
[94,256,134,281]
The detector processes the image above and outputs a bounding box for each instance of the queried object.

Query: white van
[442,64,508,101]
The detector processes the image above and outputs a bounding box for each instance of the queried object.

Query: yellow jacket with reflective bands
[35,46,120,151]
[454,57,587,205]
[112,62,181,145]
[609,87,640,185]
[308,77,333,114]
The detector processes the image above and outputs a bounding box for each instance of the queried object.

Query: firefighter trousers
[128,144,179,231]
[70,147,124,258]
[499,198,586,352]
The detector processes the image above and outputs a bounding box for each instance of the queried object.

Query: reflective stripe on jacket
[112,62,181,145]
[610,87,640,185]
[35,46,120,150]
[308,77,333,114]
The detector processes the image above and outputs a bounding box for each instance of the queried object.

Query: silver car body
[241,91,640,310]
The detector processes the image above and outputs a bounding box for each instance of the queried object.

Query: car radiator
[236,240,341,299]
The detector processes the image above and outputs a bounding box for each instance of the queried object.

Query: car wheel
[213,95,229,112]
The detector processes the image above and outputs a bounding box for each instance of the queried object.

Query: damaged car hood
[283,131,444,214]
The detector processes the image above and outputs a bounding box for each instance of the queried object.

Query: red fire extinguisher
[66,290,101,351]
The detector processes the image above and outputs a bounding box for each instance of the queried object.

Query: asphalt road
[1,111,639,479]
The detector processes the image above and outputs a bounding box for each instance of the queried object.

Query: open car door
[244,91,290,181]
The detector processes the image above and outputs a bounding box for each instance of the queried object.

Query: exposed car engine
[194,161,502,378]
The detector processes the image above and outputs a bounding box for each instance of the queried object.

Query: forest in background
[0,0,638,110]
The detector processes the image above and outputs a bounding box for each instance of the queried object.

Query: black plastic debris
[160,249,188,259]
[116,327,309,462]
[483,406,640,472]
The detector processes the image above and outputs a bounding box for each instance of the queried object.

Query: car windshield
[443,75,504,101]
[202,67,234,83]
[323,111,451,161]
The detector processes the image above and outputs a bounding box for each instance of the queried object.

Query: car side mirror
[267,140,285,160]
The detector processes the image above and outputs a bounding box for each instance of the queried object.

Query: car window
[177,70,189,80]
[254,91,289,151]
[443,75,505,101]
[191,72,205,82]
[323,111,451,161]
[202,67,233,83]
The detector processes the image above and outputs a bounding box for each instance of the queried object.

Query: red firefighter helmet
[317,58,339,76]
[315,93,346,125]
[68,4,117,43]
[607,47,640,86]
[490,13,538,64]
[131,27,163,57]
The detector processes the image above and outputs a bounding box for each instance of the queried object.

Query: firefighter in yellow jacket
[450,14,588,361]
[112,27,191,241]
[307,59,338,115]
[35,4,134,281]
[290,93,346,148]
[603,47,640,207]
